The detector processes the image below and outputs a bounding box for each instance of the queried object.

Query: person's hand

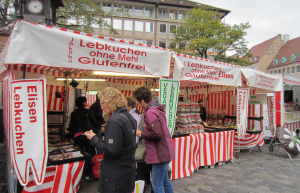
[136,129,142,137]
[84,130,96,140]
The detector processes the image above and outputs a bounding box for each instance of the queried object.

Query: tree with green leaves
[173,7,252,66]
[57,0,124,34]
[0,0,19,27]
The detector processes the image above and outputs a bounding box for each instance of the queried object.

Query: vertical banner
[11,78,48,186]
[236,88,249,139]
[159,79,180,135]
[267,96,276,136]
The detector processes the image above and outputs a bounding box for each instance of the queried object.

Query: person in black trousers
[68,97,97,182]
[198,99,206,122]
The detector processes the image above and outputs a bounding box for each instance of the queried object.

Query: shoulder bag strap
[118,114,136,136]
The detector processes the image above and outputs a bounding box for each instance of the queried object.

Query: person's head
[133,86,152,109]
[152,94,159,103]
[198,99,203,107]
[98,87,126,115]
[126,96,136,112]
[76,97,87,109]
[96,93,100,101]
[178,97,183,102]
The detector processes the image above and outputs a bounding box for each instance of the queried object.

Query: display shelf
[284,111,300,113]
[224,115,264,121]
[284,120,300,124]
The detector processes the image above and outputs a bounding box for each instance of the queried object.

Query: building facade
[86,0,230,49]
[246,34,284,72]
[267,36,300,77]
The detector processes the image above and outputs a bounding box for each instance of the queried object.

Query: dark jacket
[90,107,136,193]
[141,100,175,164]
[68,108,97,133]
[200,106,207,122]
[90,100,104,130]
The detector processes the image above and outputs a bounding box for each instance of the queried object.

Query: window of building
[282,57,287,63]
[287,68,290,73]
[144,7,154,17]
[254,56,258,61]
[102,18,111,29]
[145,22,154,32]
[283,69,286,73]
[274,70,277,73]
[291,54,297,61]
[159,10,169,19]
[134,39,143,44]
[146,40,153,45]
[123,38,132,42]
[273,59,279,65]
[134,6,143,16]
[124,20,133,31]
[297,66,300,72]
[170,24,177,34]
[169,10,174,20]
[159,41,167,48]
[179,42,186,50]
[159,23,167,33]
[292,67,295,73]
[270,71,273,74]
[278,69,281,73]
[102,3,111,12]
[175,11,186,20]
[113,4,122,15]
[135,21,144,32]
[250,58,253,62]
[113,19,122,30]
[124,5,133,15]
[169,42,176,49]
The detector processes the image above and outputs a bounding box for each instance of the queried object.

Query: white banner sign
[1,21,172,76]
[241,68,281,91]
[173,53,242,86]
[11,78,48,186]
[267,96,276,136]
[236,88,249,139]
[159,79,180,135]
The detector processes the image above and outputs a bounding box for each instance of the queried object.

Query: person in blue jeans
[134,87,175,193]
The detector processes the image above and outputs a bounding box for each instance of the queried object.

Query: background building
[88,0,230,49]
[267,35,300,77]
[245,34,284,72]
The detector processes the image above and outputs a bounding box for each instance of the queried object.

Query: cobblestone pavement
[79,145,300,193]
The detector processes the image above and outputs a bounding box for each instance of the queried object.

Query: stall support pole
[62,73,70,142]
[22,66,26,79]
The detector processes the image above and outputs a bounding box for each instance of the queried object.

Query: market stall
[0,21,172,192]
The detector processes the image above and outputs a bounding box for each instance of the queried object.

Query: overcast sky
[194,0,300,56]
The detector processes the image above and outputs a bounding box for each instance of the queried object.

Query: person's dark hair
[96,94,99,101]
[76,97,87,108]
[126,96,136,108]
[179,97,183,102]
[133,86,152,103]
[198,99,203,104]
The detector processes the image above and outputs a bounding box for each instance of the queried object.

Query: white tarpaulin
[236,88,249,139]
[11,78,48,186]
[173,53,242,86]
[241,68,281,91]
[1,21,172,76]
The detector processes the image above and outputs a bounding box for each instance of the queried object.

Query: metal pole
[62,73,69,142]
[22,66,26,79]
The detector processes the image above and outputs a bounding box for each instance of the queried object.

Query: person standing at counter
[126,96,142,144]
[68,97,97,182]
[90,92,105,154]
[198,99,206,122]
[134,87,175,193]
[84,87,136,193]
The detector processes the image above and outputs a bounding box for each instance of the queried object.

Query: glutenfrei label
[159,79,180,135]
[236,88,249,139]
[2,22,172,76]
[11,78,47,186]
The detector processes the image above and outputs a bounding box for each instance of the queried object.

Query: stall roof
[0,21,172,78]
[282,73,300,86]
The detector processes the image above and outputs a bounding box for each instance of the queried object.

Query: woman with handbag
[134,87,175,193]
[84,87,136,193]
[68,97,97,182]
